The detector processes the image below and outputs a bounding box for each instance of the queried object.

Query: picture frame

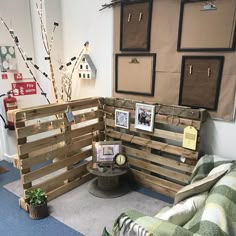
[177,0,236,51]
[115,53,156,96]
[93,141,122,164]
[135,103,155,132]
[115,109,130,129]
[120,0,153,51]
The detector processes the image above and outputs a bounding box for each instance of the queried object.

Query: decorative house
[78,54,96,79]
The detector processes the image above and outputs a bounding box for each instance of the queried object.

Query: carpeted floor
[1,160,172,236]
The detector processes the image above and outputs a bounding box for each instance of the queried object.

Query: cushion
[174,169,227,204]
[155,192,207,226]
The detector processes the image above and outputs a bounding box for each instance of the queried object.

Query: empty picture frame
[120,0,153,51]
[179,56,224,110]
[115,53,156,96]
[177,0,236,51]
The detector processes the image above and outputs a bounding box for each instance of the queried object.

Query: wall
[60,0,113,99]
[0,0,37,161]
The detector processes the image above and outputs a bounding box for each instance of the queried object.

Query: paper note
[183,126,197,150]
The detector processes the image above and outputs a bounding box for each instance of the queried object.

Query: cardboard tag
[183,126,197,150]
[65,109,74,123]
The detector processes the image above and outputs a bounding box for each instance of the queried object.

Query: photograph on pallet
[115,109,130,129]
[135,103,155,132]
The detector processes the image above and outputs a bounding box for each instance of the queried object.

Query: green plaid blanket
[103,155,236,236]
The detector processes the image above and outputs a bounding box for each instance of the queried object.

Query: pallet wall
[103,97,207,198]
[14,97,104,210]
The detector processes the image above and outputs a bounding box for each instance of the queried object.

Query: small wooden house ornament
[78,54,96,79]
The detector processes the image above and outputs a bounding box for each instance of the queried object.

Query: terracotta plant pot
[28,202,49,220]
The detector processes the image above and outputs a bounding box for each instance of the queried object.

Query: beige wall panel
[113,0,236,120]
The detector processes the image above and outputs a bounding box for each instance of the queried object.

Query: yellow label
[183,126,197,150]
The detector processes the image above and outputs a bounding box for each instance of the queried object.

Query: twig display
[0,0,86,104]
[59,42,89,101]
[0,16,51,104]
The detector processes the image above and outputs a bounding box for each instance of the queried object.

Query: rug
[4,179,170,236]
[0,165,8,174]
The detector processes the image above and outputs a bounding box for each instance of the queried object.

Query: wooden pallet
[103,97,207,198]
[14,97,105,210]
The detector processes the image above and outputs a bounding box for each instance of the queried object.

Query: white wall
[60,0,113,99]
[0,0,37,161]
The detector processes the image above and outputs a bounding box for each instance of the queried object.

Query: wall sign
[12,82,37,96]
[1,73,8,80]
[0,46,17,72]
[14,73,23,81]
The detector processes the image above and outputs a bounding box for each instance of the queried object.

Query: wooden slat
[16,120,32,191]
[129,156,190,184]
[155,114,201,130]
[22,149,92,184]
[18,121,104,155]
[28,163,88,193]
[103,105,202,130]
[107,130,198,159]
[103,97,205,120]
[16,110,103,139]
[131,169,182,197]
[47,173,94,201]
[105,118,183,142]
[15,97,100,121]
[21,134,93,169]
[124,146,194,173]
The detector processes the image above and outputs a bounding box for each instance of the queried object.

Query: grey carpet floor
[4,179,169,236]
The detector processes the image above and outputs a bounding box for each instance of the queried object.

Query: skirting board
[2,153,18,163]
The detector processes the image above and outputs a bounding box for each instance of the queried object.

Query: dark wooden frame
[115,53,156,96]
[120,0,153,51]
[177,0,236,52]
[179,56,225,110]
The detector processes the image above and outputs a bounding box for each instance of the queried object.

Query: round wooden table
[86,163,129,198]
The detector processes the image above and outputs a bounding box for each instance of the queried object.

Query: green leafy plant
[25,188,47,206]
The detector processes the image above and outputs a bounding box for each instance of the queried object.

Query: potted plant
[25,188,49,219]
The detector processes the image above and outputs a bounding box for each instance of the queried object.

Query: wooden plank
[18,121,104,156]
[155,114,201,130]
[47,173,94,201]
[103,105,201,130]
[103,97,204,120]
[22,149,92,184]
[28,163,88,193]
[129,156,190,184]
[16,120,32,192]
[131,169,178,198]
[105,118,183,142]
[21,134,93,169]
[16,110,103,139]
[15,97,100,121]
[106,130,199,159]
[124,146,194,173]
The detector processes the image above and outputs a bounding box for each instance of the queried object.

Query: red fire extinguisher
[3,92,18,130]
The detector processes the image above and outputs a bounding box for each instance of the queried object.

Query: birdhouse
[78,54,96,79]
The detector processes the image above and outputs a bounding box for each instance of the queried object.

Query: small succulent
[25,188,47,206]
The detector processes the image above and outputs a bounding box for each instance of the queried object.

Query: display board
[115,53,156,96]
[120,0,153,51]
[179,56,224,110]
[177,0,236,51]
[113,0,236,121]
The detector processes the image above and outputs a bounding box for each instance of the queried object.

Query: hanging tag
[183,126,197,150]
[65,106,75,123]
